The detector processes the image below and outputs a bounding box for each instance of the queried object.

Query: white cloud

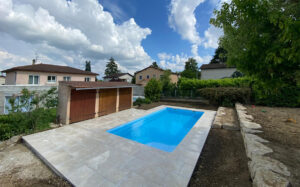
[203,25,223,48]
[157,52,212,72]
[0,0,153,76]
[168,0,204,45]
[0,50,31,70]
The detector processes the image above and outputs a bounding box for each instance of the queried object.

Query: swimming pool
[107,107,204,152]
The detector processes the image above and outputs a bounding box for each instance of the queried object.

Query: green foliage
[211,0,300,106]
[252,81,300,107]
[144,79,162,102]
[178,77,251,91]
[85,60,91,72]
[160,70,177,97]
[231,71,244,78]
[151,62,159,68]
[104,57,120,77]
[198,87,251,107]
[133,98,151,106]
[210,47,227,64]
[131,75,136,84]
[0,108,56,141]
[181,58,200,79]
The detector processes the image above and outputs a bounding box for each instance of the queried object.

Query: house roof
[2,63,98,75]
[200,63,235,70]
[135,65,178,75]
[103,73,133,79]
[60,81,136,90]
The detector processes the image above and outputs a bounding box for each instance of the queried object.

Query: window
[47,76,56,83]
[63,76,71,81]
[153,74,156,78]
[28,75,39,85]
[147,75,150,79]
[139,75,142,80]
[85,77,91,82]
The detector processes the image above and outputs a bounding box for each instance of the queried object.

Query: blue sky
[0,0,225,77]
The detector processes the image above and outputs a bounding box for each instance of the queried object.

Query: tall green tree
[151,62,159,68]
[211,0,300,106]
[85,61,91,72]
[211,0,300,85]
[104,57,120,77]
[210,47,227,64]
[181,58,200,79]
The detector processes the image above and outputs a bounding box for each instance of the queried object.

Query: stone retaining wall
[235,103,291,187]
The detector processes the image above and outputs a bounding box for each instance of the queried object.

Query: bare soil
[138,102,251,187]
[0,143,71,187]
[136,101,217,111]
[246,106,300,186]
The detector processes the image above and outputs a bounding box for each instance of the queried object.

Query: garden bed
[246,106,300,186]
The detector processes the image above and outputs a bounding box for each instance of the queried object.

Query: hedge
[178,77,251,90]
[198,87,252,107]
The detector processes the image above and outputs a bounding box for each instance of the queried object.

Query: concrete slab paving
[23,106,216,187]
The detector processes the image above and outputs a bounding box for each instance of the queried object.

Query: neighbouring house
[135,65,179,86]
[58,81,135,124]
[0,75,5,85]
[103,73,133,83]
[2,63,98,85]
[0,85,55,114]
[200,64,237,80]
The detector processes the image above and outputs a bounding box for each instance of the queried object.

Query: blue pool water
[107,107,204,152]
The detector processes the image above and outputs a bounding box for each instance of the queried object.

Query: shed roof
[2,63,98,75]
[60,81,136,90]
[200,63,235,70]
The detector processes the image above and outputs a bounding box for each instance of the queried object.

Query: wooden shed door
[99,89,117,116]
[119,88,132,111]
[70,89,96,123]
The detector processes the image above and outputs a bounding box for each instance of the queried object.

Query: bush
[133,98,151,106]
[144,79,162,102]
[252,81,300,107]
[0,108,56,141]
[198,87,251,107]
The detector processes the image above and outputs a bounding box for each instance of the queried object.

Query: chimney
[32,59,36,65]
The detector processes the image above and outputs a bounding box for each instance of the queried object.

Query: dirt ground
[246,106,300,186]
[136,101,218,111]
[0,143,71,187]
[138,102,251,187]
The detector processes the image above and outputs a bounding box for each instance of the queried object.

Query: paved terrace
[23,106,216,187]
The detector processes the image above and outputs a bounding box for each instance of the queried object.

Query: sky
[0,0,227,78]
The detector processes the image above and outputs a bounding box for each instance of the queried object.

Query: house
[0,75,5,85]
[58,81,135,124]
[135,65,179,86]
[103,73,133,83]
[200,64,237,80]
[2,63,98,85]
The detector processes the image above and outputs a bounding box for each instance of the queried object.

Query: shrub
[0,108,56,141]
[252,81,300,107]
[133,98,151,106]
[198,87,251,107]
[144,79,162,102]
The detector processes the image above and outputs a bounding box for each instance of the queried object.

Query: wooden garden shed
[57,81,135,124]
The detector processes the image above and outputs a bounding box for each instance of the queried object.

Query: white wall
[119,74,133,83]
[201,68,237,80]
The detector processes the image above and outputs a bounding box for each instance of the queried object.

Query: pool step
[212,107,240,130]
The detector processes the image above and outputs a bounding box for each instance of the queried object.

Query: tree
[211,0,300,85]
[211,0,300,105]
[144,79,162,102]
[151,62,159,68]
[210,47,227,64]
[104,57,120,77]
[181,58,200,79]
[85,61,91,72]
[160,70,175,96]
